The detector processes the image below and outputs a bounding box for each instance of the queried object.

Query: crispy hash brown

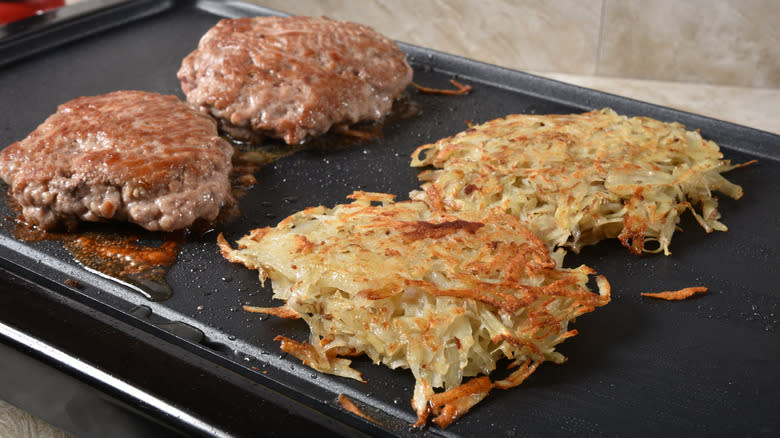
[410,108,747,255]
[219,191,610,427]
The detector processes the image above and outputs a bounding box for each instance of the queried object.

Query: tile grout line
[594,0,607,76]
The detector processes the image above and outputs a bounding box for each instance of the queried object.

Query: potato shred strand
[641,286,708,300]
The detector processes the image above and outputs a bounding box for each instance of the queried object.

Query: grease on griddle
[64,232,181,301]
[6,215,181,301]
[391,92,423,120]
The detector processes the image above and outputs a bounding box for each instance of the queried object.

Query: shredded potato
[641,286,708,300]
[338,394,381,425]
[411,79,473,95]
[220,192,610,427]
[410,108,747,255]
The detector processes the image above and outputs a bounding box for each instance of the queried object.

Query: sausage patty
[0,90,234,231]
[177,16,413,144]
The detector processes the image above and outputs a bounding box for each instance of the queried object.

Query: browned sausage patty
[0,90,234,231]
[177,16,413,144]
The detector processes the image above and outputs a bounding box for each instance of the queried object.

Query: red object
[0,0,65,25]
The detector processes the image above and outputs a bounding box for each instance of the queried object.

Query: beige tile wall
[248,0,780,88]
[599,0,780,88]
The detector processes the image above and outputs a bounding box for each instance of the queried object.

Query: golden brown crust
[222,192,610,428]
[410,108,746,255]
[396,219,485,241]
[428,376,492,428]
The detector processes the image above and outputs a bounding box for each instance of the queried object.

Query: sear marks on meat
[0,91,234,232]
[177,16,414,145]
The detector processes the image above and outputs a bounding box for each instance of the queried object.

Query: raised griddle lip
[0,1,778,437]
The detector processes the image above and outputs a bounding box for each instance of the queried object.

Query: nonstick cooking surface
[0,1,778,437]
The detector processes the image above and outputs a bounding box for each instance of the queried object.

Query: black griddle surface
[0,1,778,437]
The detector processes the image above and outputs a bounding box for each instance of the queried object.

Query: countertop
[528,72,780,136]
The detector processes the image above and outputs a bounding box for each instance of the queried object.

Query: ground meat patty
[177,16,413,144]
[0,90,234,232]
